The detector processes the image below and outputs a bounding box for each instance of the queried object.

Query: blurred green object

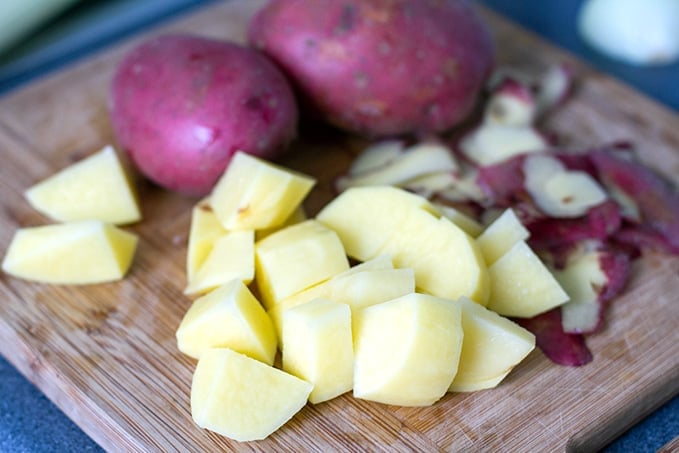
[0,0,80,56]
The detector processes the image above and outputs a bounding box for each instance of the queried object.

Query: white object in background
[0,0,80,55]
[578,0,679,66]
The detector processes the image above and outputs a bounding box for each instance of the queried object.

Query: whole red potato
[109,34,298,197]
[248,0,494,138]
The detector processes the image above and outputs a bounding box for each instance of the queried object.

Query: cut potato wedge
[24,145,141,225]
[282,299,353,404]
[353,293,463,406]
[191,348,311,442]
[2,220,137,284]
[449,298,535,392]
[177,279,277,364]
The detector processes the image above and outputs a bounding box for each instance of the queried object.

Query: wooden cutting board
[1,1,677,451]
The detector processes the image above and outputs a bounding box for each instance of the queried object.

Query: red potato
[109,34,298,197]
[248,0,494,138]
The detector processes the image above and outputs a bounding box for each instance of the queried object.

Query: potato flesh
[460,124,548,166]
[353,293,463,406]
[524,154,608,218]
[176,279,277,364]
[186,201,226,281]
[487,241,569,318]
[282,299,353,404]
[336,142,458,191]
[191,348,311,442]
[553,251,608,333]
[255,205,307,241]
[255,220,349,309]
[267,254,398,334]
[476,208,529,265]
[269,267,415,339]
[317,186,433,259]
[436,205,485,238]
[184,230,254,296]
[2,220,137,284]
[316,186,489,305]
[24,146,141,225]
[210,151,315,230]
[449,298,535,392]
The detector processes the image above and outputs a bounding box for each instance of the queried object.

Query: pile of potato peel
[337,64,679,366]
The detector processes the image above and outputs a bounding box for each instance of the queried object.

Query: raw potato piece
[24,145,141,224]
[436,205,484,238]
[353,293,463,406]
[210,151,315,230]
[317,186,489,305]
[255,205,306,240]
[267,254,397,334]
[255,220,349,309]
[269,267,415,339]
[184,230,254,296]
[317,186,435,261]
[191,348,312,442]
[282,299,353,404]
[486,241,569,318]
[476,208,529,265]
[186,200,226,281]
[449,298,535,392]
[176,279,277,364]
[2,220,137,284]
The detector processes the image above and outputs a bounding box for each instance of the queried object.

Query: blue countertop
[0,1,677,451]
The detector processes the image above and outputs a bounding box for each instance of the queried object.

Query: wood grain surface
[1,1,678,451]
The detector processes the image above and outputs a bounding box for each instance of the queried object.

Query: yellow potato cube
[317,186,433,259]
[186,200,226,281]
[476,208,529,265]
[210,151,315,230]
[24,145,141,225]
[269,268,415,339]
[255,220,349,309]
[2,220,137,284]
[317,186,489,305]
[435,204,484,238]
[191,348,312,442]
[339,255,394,273]
[282,299,353,404]
[176,279,277,364]
[184,230,254,296]
[486,241,569,318]
[353,293,463,406]
[255,205,307,241]
[449,297,535,392]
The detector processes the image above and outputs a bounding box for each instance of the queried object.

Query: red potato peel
[557,243,632,335]
[514,309,593,367]
[109,34,298,197]
[526,200,622,250]
[589,149,679,254]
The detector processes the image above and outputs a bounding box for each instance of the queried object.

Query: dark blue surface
[0,0,677,451]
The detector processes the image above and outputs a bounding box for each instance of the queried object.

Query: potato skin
[109,35,298,197]
[248,0,494,138]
